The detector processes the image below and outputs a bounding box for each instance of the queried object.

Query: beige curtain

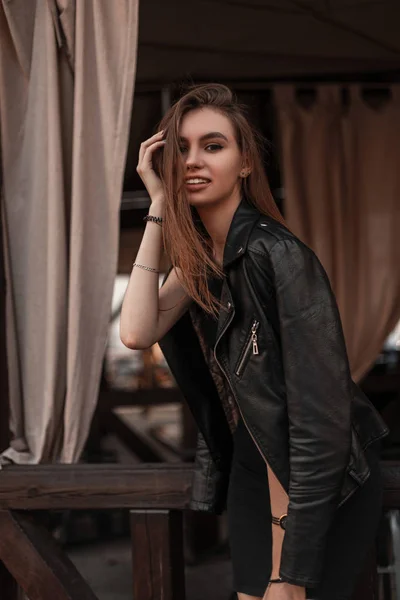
[0,0,138,464]
[274,84,400,381]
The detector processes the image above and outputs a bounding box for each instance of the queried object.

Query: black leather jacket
[159,198,388,588]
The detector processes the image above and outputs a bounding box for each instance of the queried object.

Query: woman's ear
[239,155,252,178]
[239,167,251,178]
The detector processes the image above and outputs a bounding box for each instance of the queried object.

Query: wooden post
[130,509,185,600]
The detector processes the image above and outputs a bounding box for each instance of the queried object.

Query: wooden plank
[0,510,99,600]
[0,464,192,509]
[0,461,398,511]
[0,559,18,600]
[0,460,398,511]
[131,509,185,600]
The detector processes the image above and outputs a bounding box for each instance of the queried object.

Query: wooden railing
[0,463,193,600]
[0,461,399,600]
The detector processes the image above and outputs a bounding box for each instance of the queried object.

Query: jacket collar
[222,197,261,269]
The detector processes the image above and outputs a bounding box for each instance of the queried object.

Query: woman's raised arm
[120,132,191,349]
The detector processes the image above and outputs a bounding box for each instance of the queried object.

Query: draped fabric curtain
[0,0,139,464]
[274,84,400,382]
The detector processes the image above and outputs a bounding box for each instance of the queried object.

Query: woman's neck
[196,193,242,267]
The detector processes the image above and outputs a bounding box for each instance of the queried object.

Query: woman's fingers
[136,130,168,201]
[138,130,164,164]
[136,133,167,200]
[137,140,166,176]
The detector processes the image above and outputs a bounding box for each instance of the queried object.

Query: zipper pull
[252,336,259,355]
[252,322,259,355]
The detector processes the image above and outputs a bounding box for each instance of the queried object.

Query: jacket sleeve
[269,238,352,588]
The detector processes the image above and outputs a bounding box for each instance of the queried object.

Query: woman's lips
[185,180,211,192]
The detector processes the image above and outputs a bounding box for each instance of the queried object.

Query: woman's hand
[136,130,166,204]
[263,582,306,600]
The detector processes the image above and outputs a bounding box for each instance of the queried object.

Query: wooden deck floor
[69,538,234,600]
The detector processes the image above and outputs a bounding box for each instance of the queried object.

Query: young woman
[120,84,388,600]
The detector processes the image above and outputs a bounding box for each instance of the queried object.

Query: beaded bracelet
[143,215,163,226]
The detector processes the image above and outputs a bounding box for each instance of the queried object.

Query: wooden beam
[0,460,399,511]
[0,510,99,600]
[131,509,185,600]
[0,464,192,510]
[102,388,184,408]
[0,461,399,511]
[106,412,169,462]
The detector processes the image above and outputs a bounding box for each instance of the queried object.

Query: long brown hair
[153,83,286,315]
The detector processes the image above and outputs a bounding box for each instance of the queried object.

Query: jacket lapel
[214,198,260,345]
[222,197,261,268]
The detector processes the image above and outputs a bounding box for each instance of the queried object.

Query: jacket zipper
[235,320,260,376]
[214,305,362,514]
[214,315,268,466]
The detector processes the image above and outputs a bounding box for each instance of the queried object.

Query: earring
[240,169,249,178]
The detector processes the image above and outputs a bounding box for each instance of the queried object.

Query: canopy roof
[136,0,400,83]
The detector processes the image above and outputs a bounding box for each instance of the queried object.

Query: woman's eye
[205,144,223,152]
[179,143,222,153]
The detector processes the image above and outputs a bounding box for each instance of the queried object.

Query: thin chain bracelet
[132,262,160,273]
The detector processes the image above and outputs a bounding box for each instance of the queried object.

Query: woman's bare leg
[237,593,262,600]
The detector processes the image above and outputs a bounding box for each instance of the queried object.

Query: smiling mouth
[185,178,211,185]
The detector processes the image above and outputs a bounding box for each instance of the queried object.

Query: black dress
[197,280,383,600]
[227,418,382,600]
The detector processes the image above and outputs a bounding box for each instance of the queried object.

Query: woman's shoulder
[248,214,315,264]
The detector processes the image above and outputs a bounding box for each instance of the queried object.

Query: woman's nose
[185,149,204,169]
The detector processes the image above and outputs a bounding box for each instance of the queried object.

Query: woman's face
[178,107,244,208]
